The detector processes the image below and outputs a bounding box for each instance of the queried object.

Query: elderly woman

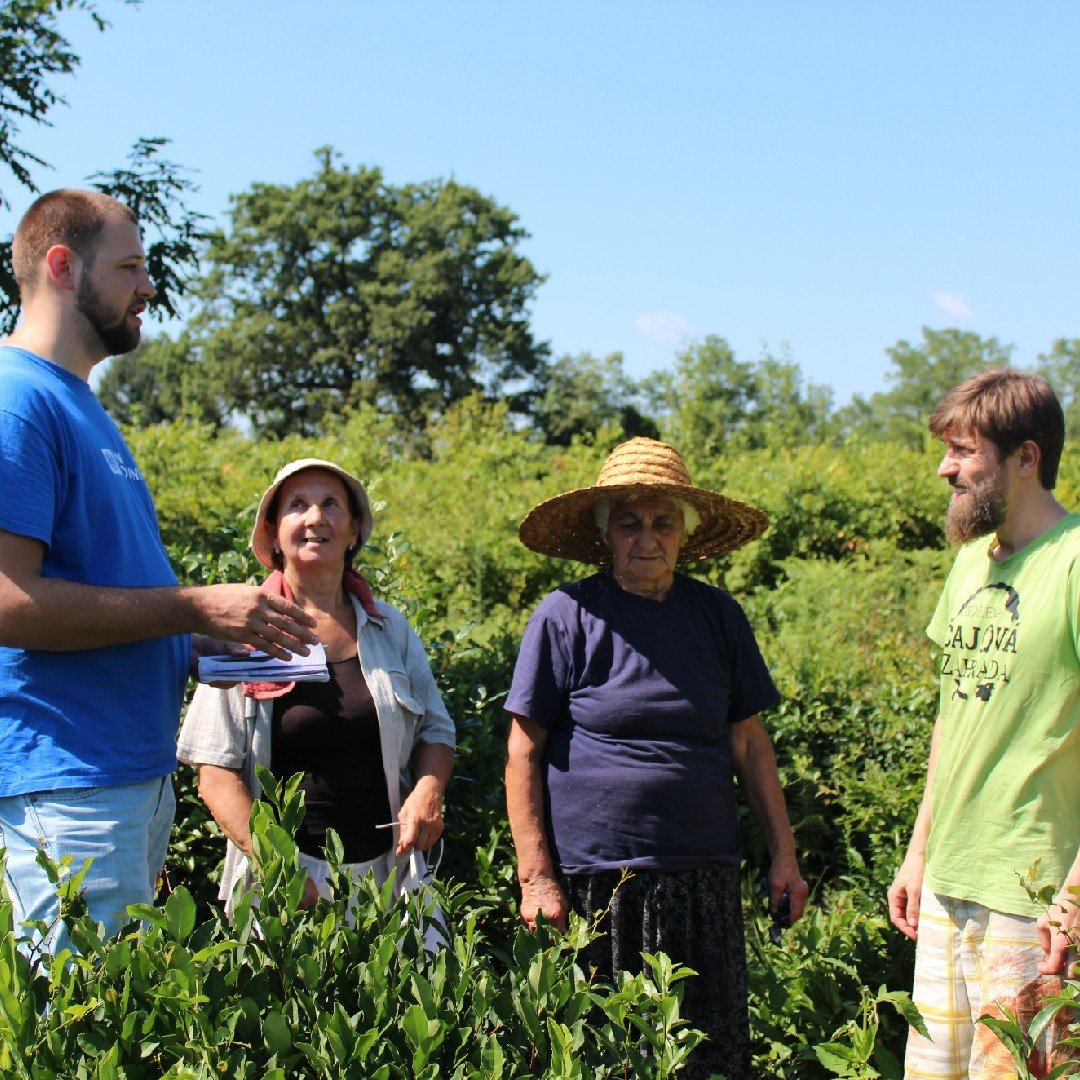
[504,437,807,1080]
[178,458,454,919]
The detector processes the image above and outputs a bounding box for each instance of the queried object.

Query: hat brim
[518,481,769,564]
[250,459,374,570]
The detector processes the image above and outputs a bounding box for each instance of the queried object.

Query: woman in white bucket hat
[178,459,454,930]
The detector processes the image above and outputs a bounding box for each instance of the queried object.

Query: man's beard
[75,276,140,356]
[945,470,1007,544]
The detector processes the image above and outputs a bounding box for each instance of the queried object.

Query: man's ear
[1016,439,1041,478]
[43,244,79,292]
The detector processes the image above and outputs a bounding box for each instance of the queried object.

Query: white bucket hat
[250,458,374,570]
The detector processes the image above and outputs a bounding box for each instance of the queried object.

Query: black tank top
[271,656,393,863]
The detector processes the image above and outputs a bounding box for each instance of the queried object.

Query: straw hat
[250,458,374,570]
[518,437,769,564]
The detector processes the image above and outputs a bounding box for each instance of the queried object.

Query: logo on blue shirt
[101,448,143,482]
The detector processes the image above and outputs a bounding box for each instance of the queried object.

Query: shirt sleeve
[176,683,249,769]
[0,406,61,546]
[723,593,781,723]
[505,593,573,729]
[927,574,955,648]
[396,610,456,750]
[1068,553,1080,664]
[927,545,972,648]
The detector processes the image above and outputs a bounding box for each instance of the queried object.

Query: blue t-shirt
[0,347,188,796]
[506,570,780,874]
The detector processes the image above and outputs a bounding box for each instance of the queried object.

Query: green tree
[649,336,755,458]
[113,148,548,437]
[648,336,834,459]
[740,344,835,449]
[87,137,208,321]
[531,351,657,446]
[1035,338,1080,440]
[97,331,229,427]
[0,1,207,331]
[0,0,119,209]
[839,327,1013,445]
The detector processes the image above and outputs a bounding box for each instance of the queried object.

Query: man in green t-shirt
[888,369,1079,1078]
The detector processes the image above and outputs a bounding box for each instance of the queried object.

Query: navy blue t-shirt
[506,571,780,874]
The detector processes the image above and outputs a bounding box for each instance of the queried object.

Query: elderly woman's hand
[519,875,569,933]
[395,776,446,856]
[396,743,454,856]
[769,853,810,924]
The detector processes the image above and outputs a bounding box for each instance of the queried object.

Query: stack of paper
[197,642,329,684]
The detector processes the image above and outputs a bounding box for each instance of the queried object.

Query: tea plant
[0,775,707,1079]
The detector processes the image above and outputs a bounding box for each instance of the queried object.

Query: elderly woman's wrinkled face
[604,497,685,596]
[268,469,360,575]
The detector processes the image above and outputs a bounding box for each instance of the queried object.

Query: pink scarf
[242,569,381,700]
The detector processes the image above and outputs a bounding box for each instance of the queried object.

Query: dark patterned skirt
[562,864,751,1080]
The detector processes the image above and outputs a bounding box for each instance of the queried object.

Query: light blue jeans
[0,775,175,955]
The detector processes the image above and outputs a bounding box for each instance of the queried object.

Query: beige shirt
[177,595,454,918]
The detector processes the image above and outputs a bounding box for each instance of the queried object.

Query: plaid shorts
[905,887,1078,1079]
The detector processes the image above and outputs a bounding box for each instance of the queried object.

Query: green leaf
[815,1041,857,1074]
[163,887,197,942]
[976,1015,1027,1055]
[126,903,167,928]
[480,1036,505,1076]
[1047,1063,1080,1080]
[263,1010,293,1055]
[401,1004,439,1050]
[877,989,930,1040]
[1028,996,1070,1043]
[872,1042,903,1080]
[62,1000,104,1021]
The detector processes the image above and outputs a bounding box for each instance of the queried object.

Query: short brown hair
[929,368,1065,489]
[11,189,137,296]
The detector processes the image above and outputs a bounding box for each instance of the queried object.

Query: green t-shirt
[925,513,1080,916]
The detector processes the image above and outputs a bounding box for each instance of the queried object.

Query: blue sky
[6,0,1080,404]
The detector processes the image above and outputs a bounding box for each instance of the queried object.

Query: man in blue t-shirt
[0,189,317,953]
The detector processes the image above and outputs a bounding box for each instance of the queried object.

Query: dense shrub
[0,778,707,1079]
[745,889,921,1077]
[34,406,1078,1074]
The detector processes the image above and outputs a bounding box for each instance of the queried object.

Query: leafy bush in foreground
[112,412,1080,1074]
[0,776,706,1079]
[745,886,922,1077]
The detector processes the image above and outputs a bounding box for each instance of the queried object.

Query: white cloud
[633,311,694,343]
[933,291,974,323]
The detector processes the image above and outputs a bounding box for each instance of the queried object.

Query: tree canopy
[0,0,114,209]
[647,336,835,459]
[102,149,549,438]
[837,327,1013,446]
[1035,338,1080,440]
[0,0,206,332]
[530,352,657,447]
[3,6,1075,467]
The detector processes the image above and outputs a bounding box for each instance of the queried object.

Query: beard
[75,275,141,356]
[945,469,1007,544]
